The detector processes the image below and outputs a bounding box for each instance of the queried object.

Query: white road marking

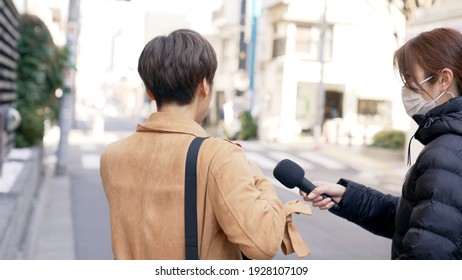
[81,154,100,170]
[269,176,300,195]
[267,151,315,170]
[243,142,347,171]
[79,144,98,151]
[245,151,278,170]
[298,151,346,170]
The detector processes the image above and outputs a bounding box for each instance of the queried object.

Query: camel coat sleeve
[203,139,286,259]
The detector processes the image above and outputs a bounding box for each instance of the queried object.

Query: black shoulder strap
[184,137,207,260]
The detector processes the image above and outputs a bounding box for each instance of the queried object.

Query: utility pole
[314,0,327,146]
[56,0,80,175]
[236,0,248,97]
[247,0,260,112]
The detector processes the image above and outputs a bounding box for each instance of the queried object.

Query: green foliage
[15,14,69,147]
[370,129,405,150]
[238,110,258,140]
[13,106,46,148]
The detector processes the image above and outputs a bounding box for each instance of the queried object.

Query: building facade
[209,0,247,138]
[12,0,68,46]
[212,0,408,143]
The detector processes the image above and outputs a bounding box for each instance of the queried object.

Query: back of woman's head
[138,29,217,108]
[394,27,462,92]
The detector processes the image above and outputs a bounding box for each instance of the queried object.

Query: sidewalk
[25,165,75,259]
[23,132,408,260]
[23,127,75,260]
[23,125,127,260]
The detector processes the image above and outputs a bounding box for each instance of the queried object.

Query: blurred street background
[28,112,406,260]
[0,0,456,259]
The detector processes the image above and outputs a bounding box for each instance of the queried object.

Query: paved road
[238,141,393,260]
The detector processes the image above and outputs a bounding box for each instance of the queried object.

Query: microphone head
[273,159,305,189]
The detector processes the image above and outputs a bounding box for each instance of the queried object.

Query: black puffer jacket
[331,96,462,259]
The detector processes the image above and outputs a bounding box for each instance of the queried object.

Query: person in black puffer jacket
[301,27,462,259]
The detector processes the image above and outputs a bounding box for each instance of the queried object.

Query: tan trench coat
[100,112,310,260]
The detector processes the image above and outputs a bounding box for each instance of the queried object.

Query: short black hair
[138,29,217,108]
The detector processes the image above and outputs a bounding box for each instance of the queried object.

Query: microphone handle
[299,178,340,211]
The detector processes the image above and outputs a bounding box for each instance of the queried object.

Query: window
[272,38,286,58]
[295,26,311,53]
[357,99,391,115]
[324,91,343,119]
[295,24,333,61]
[272,22,333,60]
[272,22,286,58]
[51,8,61,23]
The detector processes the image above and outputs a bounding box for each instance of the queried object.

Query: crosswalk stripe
[245,151,278,170]
[240,141,288,152]
[267,151,315,170]
[298,151,346,170]
[81,154,100,170]
[269,176,299,195]
[243,141,349,171]
[238,141,266,152]
[79,144,98,151]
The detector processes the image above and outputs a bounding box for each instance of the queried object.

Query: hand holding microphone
[273,159,342,211]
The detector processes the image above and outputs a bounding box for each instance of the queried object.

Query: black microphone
[273,159,340,211]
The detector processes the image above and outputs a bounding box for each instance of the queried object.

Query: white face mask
[401,76,454,117]
[401,88,445,117]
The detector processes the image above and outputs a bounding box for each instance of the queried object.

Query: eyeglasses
[418,76,433,85]
[405,75,433,89]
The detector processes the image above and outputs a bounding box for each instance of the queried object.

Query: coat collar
[136,112,209,137]
[412,95,462,145]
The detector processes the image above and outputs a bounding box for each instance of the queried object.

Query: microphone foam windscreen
[273,159,305,189]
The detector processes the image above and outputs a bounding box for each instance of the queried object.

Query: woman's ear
[146,87,155,100]
[439,68,454,91]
